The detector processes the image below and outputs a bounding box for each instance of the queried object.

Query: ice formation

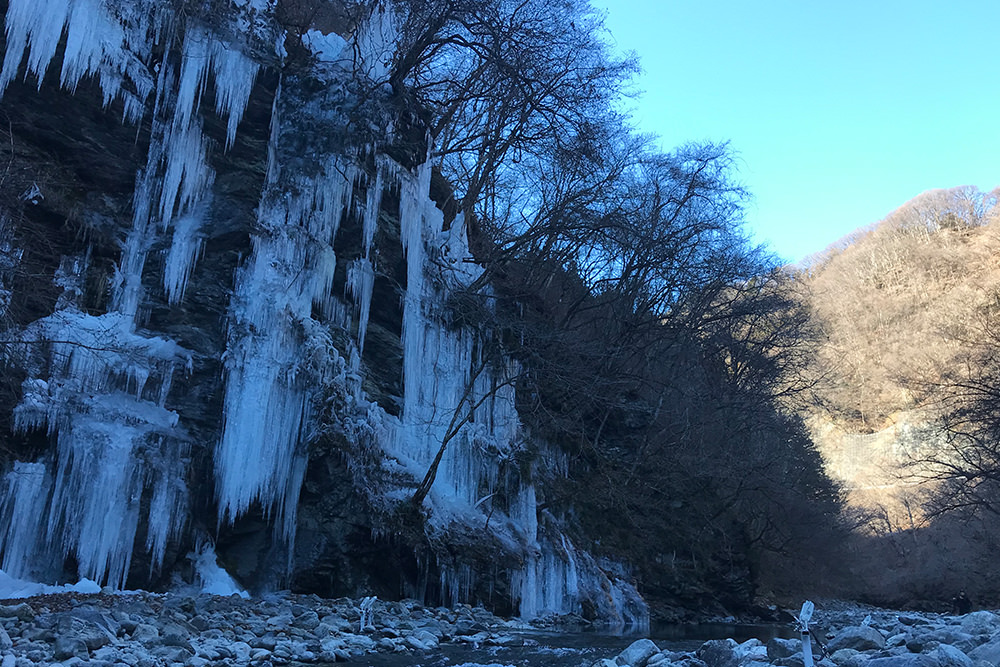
[0,0,159,122]
[0,0,649,623]
[191,544,250,598]
[0,0,253,587]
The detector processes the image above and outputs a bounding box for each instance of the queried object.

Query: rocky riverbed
[0,591,998,667]
[599,602,1000,667]
[0,590,549,666]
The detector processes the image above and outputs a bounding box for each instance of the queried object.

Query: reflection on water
[355,622,797,667]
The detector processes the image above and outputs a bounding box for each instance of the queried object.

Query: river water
[358,622,797,667]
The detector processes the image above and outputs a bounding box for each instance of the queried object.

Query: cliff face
[0,0,646,625]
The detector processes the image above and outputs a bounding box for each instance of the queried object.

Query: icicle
[0,461,51,579]
[145,452,190,572]
[0,0,71,93]
[216,146,355,527]
[352,2,397,81]
[0,0,157,118]
[346,258,375,352]
[439,564,473,608]
[163,205,208,304]
[209,39,259,150]
[362,163,385,257]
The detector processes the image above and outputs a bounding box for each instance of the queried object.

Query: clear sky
[590,0,1000,264]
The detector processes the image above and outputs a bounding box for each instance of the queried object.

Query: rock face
[0,0,646,625]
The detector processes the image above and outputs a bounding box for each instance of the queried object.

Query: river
[357,622,797,667]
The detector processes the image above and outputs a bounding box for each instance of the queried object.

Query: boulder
[927,644,974,667]
[774,655,806,667]
[698,639,740,667]
[827,626,887,652]
[924,629,978,654]
[52,636,89,661]
[962,613,1000,638]
[767,638,801,660]
[968,636,1000,665]
[0,605,34,622]
[617,639,661,667]
[829,648,866,667]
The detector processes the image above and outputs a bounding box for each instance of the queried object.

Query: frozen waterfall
[0,0,649,625]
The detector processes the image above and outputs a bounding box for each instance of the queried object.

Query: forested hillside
[794,186,1000,606]
[800,186,1000,431]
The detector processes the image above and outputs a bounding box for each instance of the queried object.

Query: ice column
[216,80,355,529]
[0,462,51,578]
[8,308,192,587]
[388,165,521,520]
[115,25,258,312]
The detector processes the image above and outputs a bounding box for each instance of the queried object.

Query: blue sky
[590,0,1000,264]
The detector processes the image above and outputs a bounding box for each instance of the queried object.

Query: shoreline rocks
[0,590,531,666]
[5,593,1000,667]
[600,606,1000,667]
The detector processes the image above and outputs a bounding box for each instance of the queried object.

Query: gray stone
[0,605,33,622]
[925,629,978,654]
[293,610,321,631]
[616,639,661,667]
[405,635,431,651]
[829,648,864,667]
[927,644,974,667]
[908,637,937,653]
[827,626,887,652]
[698,639,739,667]
[968,636,1000,665]
[962,613,1000,638]
[53,636,90,661]
[767,638,801,660]
[151,645,194,663]
[0,627,10,651]
[131,623,159,643]
[775,655,806,667]
[868,655,944,667]
[412,629,439,649]
[647,654,672,667]
[160,631,195,653]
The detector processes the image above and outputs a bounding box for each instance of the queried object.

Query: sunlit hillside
[795,186,1000,521]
